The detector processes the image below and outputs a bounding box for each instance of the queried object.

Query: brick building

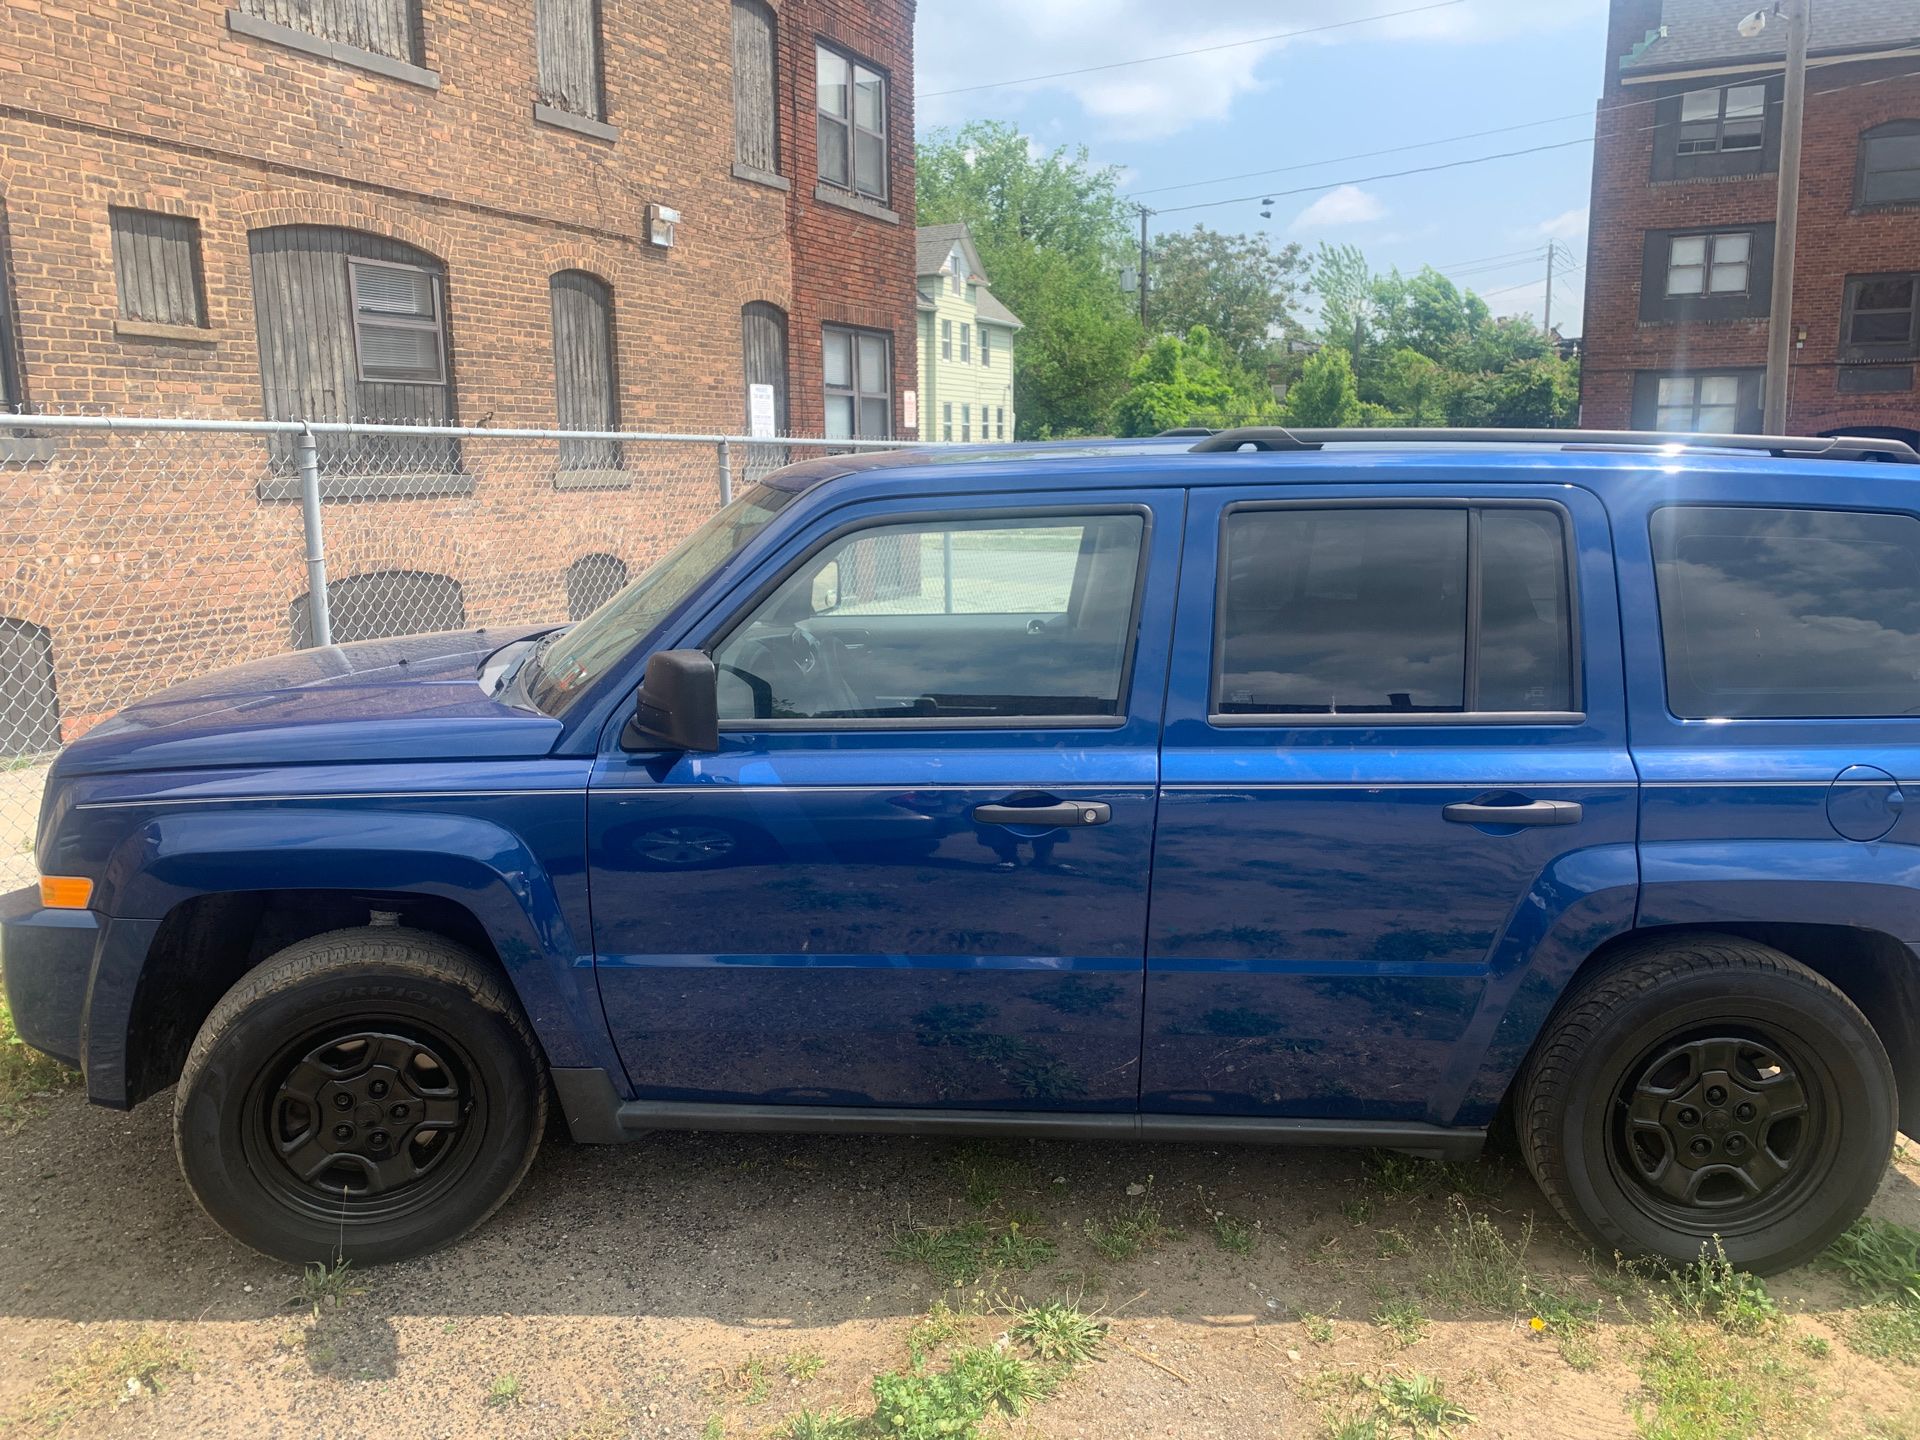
[1581,0,1920,443]
[0,0,919,750]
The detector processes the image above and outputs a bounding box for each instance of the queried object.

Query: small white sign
[748,383,777,438]
[903,389,919,433]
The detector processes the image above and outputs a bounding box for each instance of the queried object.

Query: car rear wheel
[174,927,546,1265]
[1517,934,1895,1274]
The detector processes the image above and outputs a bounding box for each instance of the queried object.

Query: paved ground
[2,1082,1919,1440]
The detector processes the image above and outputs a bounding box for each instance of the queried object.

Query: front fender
[82,804,617,1099]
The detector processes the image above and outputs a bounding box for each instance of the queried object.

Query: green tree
[917,123,1142,436]
[1282,347,1361,427]
[1369,267,1491,362]
[1113,326,1276,436]
[1310,243,1373,359]
[1148,225,1306,374]
[1375,347,1452,426]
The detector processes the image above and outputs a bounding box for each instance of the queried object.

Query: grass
[1634,1312,1817,1440]
[1010,1300,1107,1365]
[1848,1304,1920,1364]
[782,1410,863,1440]
[1374,1298,1429,1348]
[486,1374,524,1407]
[1210,1211,1257,1255]
[866,1299,1106,1440]
[1827,1218,1920,1308]
[782,1349,827,1382]
[6,1328,192,1431]
[1321,1371,1472,1439]
[0,993,74,1125]
[730,1355,773,1405]
[1667,1240,1779,1337]
[1421,1203,1533,1314]
[889,1218,1055,1287]
[1084,1195,1171,1262]
[1300,1312,1337,1344]
[292,1258,359,1312]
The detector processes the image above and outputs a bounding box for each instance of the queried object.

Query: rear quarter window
[1650,504,1920,718]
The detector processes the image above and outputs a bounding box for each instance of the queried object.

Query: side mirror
[624,650,719,752]
[811,558,842,614]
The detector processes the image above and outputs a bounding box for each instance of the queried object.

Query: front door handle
[973,800,1111,828]
[1443,799,1583,827]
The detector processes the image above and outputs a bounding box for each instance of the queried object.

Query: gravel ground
[2,1087,1919,1439]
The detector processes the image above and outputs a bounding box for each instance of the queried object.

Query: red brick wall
[1582,36,1920,436]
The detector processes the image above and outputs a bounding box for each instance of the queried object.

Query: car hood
[59,627,564,774]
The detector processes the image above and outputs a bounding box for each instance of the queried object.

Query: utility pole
[1135,204,1152,329]
[1763,0,1811,432]
[1543,241,1555,337]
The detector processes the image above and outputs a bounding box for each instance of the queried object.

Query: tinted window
[1651,506,1920,719]
[1216,506,1572,717]
[713,514,1144,723]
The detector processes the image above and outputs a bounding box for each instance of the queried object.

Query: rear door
[587,487,1182,1111]
[1144,481,1638,1126]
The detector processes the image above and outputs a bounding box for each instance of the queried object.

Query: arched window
[290,570,465,648]
[731,1,779,179]
[740,301,789,480]
[0,618,58,757]
[1859,121,1920,208]
[550,271,620,474]
[566,553,629,619]
[248,226,458,475]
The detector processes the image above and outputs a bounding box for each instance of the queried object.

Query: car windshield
[523,483,798,715]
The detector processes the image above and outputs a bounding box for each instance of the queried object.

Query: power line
[921,0,1467,99]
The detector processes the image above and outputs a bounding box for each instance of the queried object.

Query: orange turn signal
[38,876,94,910]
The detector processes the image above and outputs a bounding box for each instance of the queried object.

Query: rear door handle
[1443,799,1583,827]
[973,801,1111,828]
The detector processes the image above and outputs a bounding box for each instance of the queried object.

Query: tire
[174,927,547,1266]
[1517,933,1895,1274]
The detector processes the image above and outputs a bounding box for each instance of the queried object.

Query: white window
[1666,232,1751,298]
[949,244,964,296]
[981,327,991,366]
[961,404,971,441]
[1656,374,1743,432]
[824,324,890,439]
[959,323,970,363]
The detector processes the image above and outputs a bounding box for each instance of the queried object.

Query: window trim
[1675,82,1767,157]
[1664,230,1752,299]
[348,256,447,385]
[1856,119,1920,210]
[700,503,1155,733]
[1841,271,1920,359]
[1651,76,1780,181]
[814,41,888,202]
[940,317,951,360]
[1206,497,1585,729]
[1639,226,1772,323]
[822,322,891,439]
[1631,368,1765,433]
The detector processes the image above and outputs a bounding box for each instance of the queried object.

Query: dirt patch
[2,1094,1919,1438]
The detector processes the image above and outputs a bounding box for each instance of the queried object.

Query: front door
[588,489,1181,1110]
[1144,483,1638,1125]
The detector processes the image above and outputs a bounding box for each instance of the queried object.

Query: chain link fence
[0,415,918,889]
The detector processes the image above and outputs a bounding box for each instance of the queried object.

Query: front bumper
[0,884,96,1069]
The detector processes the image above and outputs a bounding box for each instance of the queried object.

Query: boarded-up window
[290,570,465,648]
[536,0,604,121]
[110,209,206,327]
[249,226,458,474]
[234,0,421,64]
[567,553,629,619]
[732,1,778,175]
[550,271,619,472]
[0,619,59,758]
[741,301,789,480]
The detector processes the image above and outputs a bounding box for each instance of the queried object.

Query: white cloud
[1537,205,1590,241]
[1290,185,1387,232]
[915,0,1605,140]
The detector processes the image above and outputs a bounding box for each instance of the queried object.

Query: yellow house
[916,222,1021,443]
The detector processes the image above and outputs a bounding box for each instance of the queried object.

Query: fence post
[296,424,333,648]
[716,438,734,507]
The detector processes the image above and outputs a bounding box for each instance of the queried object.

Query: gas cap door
[1827,764,1905,842]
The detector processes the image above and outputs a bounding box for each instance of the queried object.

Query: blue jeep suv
[6,426,1918,1272]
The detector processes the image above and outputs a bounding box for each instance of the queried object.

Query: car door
[1144,481,1638,1125]
[588,487,1181,1111]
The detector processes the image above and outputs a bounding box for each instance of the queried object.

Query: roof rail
[1154,426,1218,437]
[1188,426,1920,464]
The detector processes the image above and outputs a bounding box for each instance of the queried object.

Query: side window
[1215,505,1574,719]
[1650,506,1920,719]
[712,513,1146,724]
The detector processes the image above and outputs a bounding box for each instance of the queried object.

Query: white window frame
[348,257,447,385]
[1666,231,1752,299]
[1655,372,1745,432]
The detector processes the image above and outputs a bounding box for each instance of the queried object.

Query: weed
[0,994,75,1124]
[9,1328,191,1431]
[891,1218,1053,1286]
[1365,1152,1433,1196]
[1635,1312,1815,1440]
[292,1258,359,1312]
[1301,1312,1336,1344]
[1211,1211,1258,1254]
[1827,1217,1920,1308]
[731,1354,773,1405]
[1011,1300,1106,1365]
[1337,1371,1471,1438]
[486,1375,523,1407]
[1342,1197,1375,1227]
[782,1349,827,1382]
[946,1143,1032,1211]
[1375,1227,1413,1259]
[1795,1331,1832,1361]
[871,1345,1047,1440]
[783,1409,862,1440]
[1526,1283,1602,1369]
[1849,1303,1920,1364]
[907,1301,967,1362]
[985,1222,1056,1272]
[1084,1197,1170,1262]
[1668,1239,1778,1336]
[564,1404,637,1440]
[1422,1203,1532,1313]
[1439,1156,1510,1200]
[701,1415,726,1440]
[1374,1298,1428,1348]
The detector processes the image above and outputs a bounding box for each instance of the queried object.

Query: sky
[914,0,1610,336]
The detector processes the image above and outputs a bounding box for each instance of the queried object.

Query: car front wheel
[174,927,547,1266]
[1517,934,1896,1274]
